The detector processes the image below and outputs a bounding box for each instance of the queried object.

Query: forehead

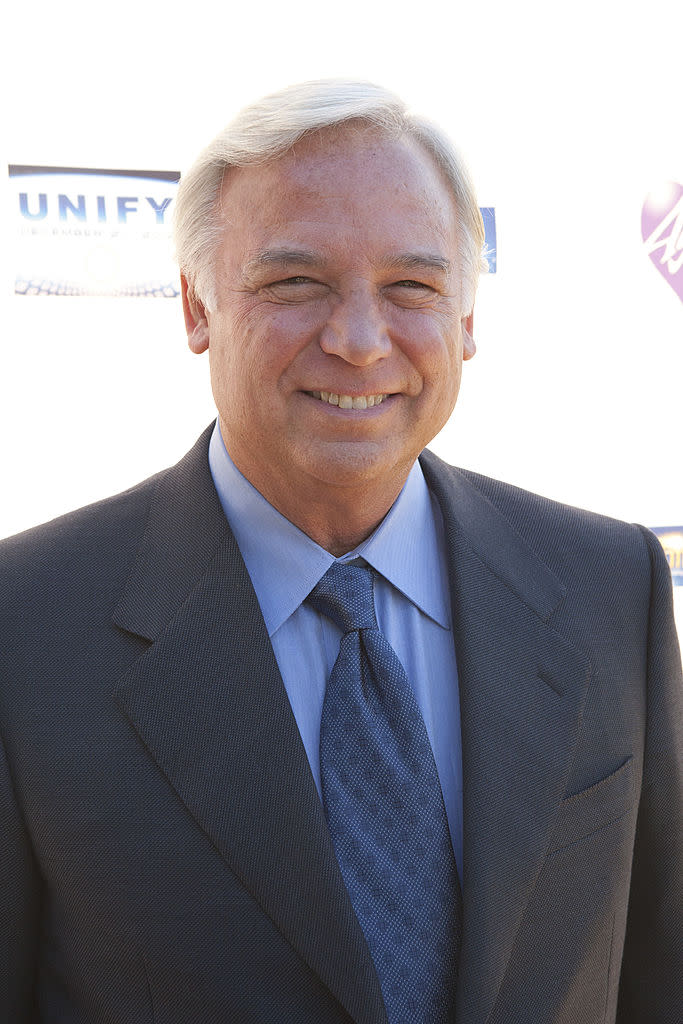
[216,127,459,258]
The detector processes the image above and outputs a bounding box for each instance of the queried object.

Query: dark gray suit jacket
[1,425,681,1023]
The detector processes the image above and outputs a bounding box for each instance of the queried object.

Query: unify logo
[18,192,173,224]
[641,181,683,304]
[9,166,179,230]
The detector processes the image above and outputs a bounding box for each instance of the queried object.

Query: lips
[307,391,388,409]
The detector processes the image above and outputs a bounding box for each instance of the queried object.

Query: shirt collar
[208,422,451,636]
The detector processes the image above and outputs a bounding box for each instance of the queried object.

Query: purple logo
[641,182,683,304]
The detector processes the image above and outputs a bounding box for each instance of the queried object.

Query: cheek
[208,312,264,381]
[422,334,464,417]
[263,306,326,358]
[413,327,462,386]
[243,305,323,363]
[208,335,238,395]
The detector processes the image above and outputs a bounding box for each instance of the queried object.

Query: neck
[227,451,409,557]
[290,498,396,557]
[257,476,402,556]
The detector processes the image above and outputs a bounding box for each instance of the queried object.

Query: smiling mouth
[306,391,389,409]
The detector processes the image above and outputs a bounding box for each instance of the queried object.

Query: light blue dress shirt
[208,423,463,876]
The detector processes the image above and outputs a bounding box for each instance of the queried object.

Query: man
[0,81,680,1024]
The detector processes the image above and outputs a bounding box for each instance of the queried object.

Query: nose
[319,286,391,366]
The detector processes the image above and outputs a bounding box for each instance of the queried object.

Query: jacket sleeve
[616,527,683,1022]
[0,727,40,1021]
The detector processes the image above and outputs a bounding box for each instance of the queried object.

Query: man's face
[183,127,475,514]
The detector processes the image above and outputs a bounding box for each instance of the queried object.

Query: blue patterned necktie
[308,562,461,1023]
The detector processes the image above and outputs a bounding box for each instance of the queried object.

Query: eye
[384,279,438,307]
[264,276,328,302]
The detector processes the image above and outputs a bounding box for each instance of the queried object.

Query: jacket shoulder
[420,448,656,587]
[0,469,164,612]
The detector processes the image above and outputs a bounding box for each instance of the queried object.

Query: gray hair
[174,79,486,314]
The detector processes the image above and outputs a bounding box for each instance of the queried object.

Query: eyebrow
[388,253,452,275]
[244,249,320,274]
[243,248,452,276]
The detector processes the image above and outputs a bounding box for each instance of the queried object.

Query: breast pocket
[547,756,639,855]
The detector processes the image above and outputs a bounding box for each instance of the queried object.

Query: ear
[181,274,210,354]
[462,310,476,360]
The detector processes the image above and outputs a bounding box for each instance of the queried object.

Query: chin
[301,440,415,489]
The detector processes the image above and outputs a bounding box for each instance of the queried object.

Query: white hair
[174,79,487,314]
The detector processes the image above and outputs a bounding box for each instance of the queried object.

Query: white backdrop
[2,0,682,628]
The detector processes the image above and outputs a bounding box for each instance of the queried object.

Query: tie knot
[307,562,378,634]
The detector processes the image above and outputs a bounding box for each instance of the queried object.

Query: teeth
[309,391,386,407]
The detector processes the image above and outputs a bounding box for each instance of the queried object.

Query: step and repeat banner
[2,2,681,644]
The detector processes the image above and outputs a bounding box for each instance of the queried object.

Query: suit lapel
[112,427,387,1024]
[110,431,591,1024]
[421,452,592,1024]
